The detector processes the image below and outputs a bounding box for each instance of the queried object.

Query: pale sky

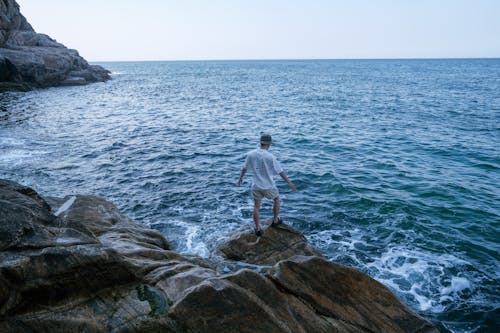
[16,0,500,61]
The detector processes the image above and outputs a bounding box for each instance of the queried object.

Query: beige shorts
[252,188,279,201]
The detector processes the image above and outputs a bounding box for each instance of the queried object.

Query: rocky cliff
[0,0,109,92]
[0,179,439,333]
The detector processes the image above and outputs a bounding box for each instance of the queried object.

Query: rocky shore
[0,0,110,92]
[0,179,439,333]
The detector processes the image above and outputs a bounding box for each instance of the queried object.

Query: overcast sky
[16,0,500,61]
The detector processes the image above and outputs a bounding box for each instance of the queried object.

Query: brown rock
[267,255,439,333]
[170,253,438,333]
[215,221,322,265]
[169,274,289,333]
[0,180,176,332]
[0,179,56,250]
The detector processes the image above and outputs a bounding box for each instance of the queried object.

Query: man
[238,134,296,236]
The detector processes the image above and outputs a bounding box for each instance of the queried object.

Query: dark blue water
[1,59,499,332]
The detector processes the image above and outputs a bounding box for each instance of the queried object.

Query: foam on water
[442,277,472,295]
[156,218,209,257]
[0,137,30,163]
[368,246,473,312]
[0,149,33,163]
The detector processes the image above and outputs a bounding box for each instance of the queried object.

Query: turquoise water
[1,59,499,332]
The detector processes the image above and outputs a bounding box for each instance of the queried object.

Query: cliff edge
[0,0,109,92]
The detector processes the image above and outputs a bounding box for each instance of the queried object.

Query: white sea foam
[308,227,363,252]
[0,137,51,166]
[0,137,25,146]
[0,138,29,163]
[441,277,471,295]
[0,149,32,163]
[168,219,209,257]
[310,227,476,314]
[366,247,473,313]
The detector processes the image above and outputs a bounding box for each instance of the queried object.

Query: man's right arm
[238,168,247,186]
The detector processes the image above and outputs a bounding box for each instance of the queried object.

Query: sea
[1,59,499,332]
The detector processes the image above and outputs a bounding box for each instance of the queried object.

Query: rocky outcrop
[0,0,109,92]
[0,179,439,332]
[216,221,323,265]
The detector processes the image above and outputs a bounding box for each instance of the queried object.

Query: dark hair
[260,134,272,145]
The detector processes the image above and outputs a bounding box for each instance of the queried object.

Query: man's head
[260,134,272,148]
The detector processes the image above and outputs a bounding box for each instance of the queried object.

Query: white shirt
[244,148,283,190]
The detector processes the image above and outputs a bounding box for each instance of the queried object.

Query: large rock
[170,268,365,333]
[170,259,438,333]
[0,180,439,332]
[268,256,437,333]
[215,221,322,265]
[0,180,180,332]
[0,0,109,91]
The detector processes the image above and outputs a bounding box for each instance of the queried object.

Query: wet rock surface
[215,220,323,265]
[0,0,109,91]
[0,179,439,332]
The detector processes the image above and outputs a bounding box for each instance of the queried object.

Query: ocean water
[1,59,499,332]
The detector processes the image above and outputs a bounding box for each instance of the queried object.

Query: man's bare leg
[253,199,262,231]
[272,196,280,224]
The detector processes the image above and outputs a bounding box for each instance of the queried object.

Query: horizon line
[89,56,500,63]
